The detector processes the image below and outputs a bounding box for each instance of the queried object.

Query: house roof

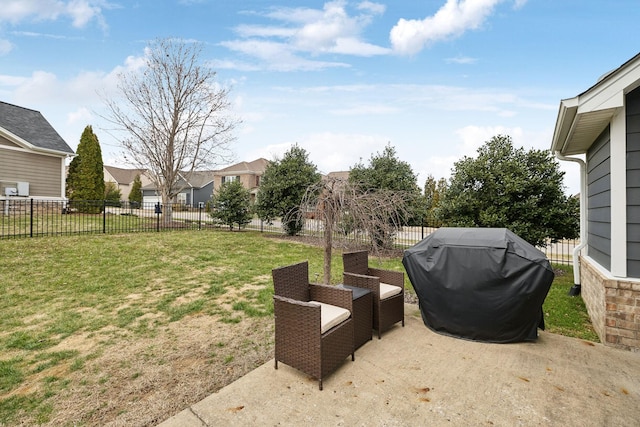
[178,170,216,188]
[324,171,350,181]
[218,158,269,175]
[104,165,146,185]
[0,101,74,155]
[140,170,216,191]
[551,52,640,155]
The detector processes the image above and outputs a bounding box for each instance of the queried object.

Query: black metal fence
[0,198,578,265]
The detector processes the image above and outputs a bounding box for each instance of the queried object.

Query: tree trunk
[161,191,173,224]
[323,209,333,285]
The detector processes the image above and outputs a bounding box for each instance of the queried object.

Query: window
[222,175,240,184]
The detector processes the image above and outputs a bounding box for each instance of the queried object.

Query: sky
[1,0,638,195]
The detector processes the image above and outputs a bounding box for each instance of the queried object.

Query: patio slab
[160,304,640,426]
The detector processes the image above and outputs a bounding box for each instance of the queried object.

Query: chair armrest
[309,284,353,312]
[368,268,404,291]
[343,272,380,300]
[273,295,321,332]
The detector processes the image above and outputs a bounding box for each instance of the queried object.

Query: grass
[0,230,597,425]
[542,264,599,341]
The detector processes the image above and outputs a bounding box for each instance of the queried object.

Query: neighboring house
[214,158,269,202]
[141,170,216,208]
[324,171,350,181]
[0,101,74,200]
[551,52,640,351]
[103,165,151,201]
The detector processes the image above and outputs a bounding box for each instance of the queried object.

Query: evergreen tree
[104,182,122,207]
[256,145,321,235]
[423,175,447,227]
[209,180,253,230]
[66,125,105,213]
[129,174,143,208]
[436,135,579,247]
[349,143,422,225]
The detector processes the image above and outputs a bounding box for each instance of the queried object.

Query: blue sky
[1,0,638,195]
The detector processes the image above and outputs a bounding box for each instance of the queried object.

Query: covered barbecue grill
[402,228,554,343]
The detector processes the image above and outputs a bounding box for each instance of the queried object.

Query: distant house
[551,52,640,351]
[138,158,269,208]
[324,171,350,182]
[0,101,74,200]
[214,158,269,202]
[103,165,151,201]
[141,170,216,208]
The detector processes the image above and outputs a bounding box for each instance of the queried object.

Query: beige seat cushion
[310,301,351,334]
[379,282,402,300]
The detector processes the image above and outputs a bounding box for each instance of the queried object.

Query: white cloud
[248,132,388,174]
[221,0,388,71]
[357,1,386,15]
[0,74,27,86]
[66,0,105,29]
[330,37,390,55]
[0,39,14,55]
[329,104,399,116]
[455,125,523,157]
[445,55,478,64]
[209,58,262,72]
[220,39,351,72]
[0,0,110,29]
[513,0,528,9]
[234,24,295,39]
[390,0,503,55]
[414,124,526,184]
[415,154,459,183]
[67,107,93,125]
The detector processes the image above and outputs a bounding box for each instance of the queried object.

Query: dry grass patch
[0,230,323,425]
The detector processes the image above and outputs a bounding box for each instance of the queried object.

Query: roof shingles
[0,101,74,154]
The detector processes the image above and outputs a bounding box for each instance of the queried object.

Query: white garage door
[143,196,161,209]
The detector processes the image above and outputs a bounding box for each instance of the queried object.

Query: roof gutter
[554,151,587,296]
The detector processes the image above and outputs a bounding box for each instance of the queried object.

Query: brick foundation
[580,256,640,352]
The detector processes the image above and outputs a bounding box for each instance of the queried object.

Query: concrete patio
[160,304,640,426]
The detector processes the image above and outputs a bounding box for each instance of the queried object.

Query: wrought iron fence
[0,198,578,265]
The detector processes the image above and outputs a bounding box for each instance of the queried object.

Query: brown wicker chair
[272,261,355,390]
[342,250,404,339]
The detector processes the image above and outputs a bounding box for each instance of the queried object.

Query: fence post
[30,198,34,238]
[155,203,162,232]
[103,200,107,233]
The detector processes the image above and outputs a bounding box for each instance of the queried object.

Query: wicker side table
[337,284,372,350]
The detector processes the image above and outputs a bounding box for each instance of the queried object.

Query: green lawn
[0,230,597,425]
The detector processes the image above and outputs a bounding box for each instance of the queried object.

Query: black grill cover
[402,228,554,343]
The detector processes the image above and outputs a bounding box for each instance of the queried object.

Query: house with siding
[551,52,640,351]
[0,101,74,200]
[139,158,268,208]
[214,158,269,203]
[103,165,151,201]
[141,170,216,208]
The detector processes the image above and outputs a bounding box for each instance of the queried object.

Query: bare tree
[102,38,238,221]
[294,177,410,285]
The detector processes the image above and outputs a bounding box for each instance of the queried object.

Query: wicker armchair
[272,261,355,390]
[342,250,404,339]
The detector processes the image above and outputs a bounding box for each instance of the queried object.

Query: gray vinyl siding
[626,87,640,278]
[587,126,611,270]
[193,182,213,206]
[0,148,63,197]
